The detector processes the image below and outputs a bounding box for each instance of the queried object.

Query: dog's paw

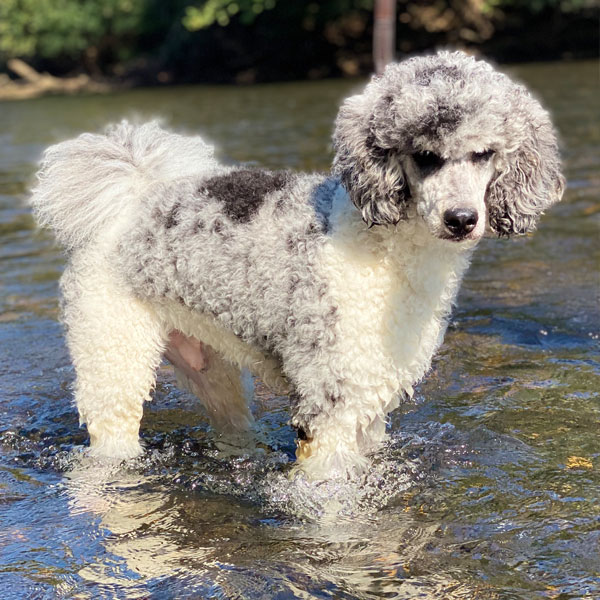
[87,435,144,461]
[290,438,369,481]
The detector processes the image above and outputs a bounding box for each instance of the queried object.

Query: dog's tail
[30,120,217,251]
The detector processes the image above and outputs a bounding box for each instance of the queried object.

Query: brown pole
[373,0,396,75]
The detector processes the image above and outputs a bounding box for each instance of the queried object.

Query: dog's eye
[472,149,495,163]
[412,151,444,172]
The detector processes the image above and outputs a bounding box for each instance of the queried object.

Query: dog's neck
[324,183,474,394]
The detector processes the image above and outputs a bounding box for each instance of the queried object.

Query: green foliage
[0,0,147,60]
[0,0,594,78]
[182,0,375,31]
[182,0,592,35]
[183,0,276,29]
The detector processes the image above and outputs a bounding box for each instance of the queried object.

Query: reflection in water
[59,422,496,599]
[0,60,598,599]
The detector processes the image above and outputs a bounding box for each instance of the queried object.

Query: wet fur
[30,51,564,478]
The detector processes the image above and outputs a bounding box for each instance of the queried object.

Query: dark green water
[0,60,598,599]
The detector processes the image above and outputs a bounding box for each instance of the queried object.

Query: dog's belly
[158,299,289,393]
[165,330,207,372]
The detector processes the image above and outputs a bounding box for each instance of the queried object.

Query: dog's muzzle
[443,207,478,240]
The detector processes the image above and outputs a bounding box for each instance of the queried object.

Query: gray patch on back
[200,168,295,223]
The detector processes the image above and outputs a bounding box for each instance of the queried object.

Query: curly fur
[30,51,564,478]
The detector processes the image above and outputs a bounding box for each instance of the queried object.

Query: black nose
[443,208,478,237]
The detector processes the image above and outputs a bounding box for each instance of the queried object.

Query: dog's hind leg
[165,332,253,432]
[61,258,167,459]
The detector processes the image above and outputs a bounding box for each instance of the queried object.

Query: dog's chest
[321,229,468,395]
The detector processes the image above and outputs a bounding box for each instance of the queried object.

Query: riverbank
[0,59,109,101]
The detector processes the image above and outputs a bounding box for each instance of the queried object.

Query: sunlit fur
[30,51,564,478]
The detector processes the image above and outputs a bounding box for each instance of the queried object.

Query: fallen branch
[0,58,108,101]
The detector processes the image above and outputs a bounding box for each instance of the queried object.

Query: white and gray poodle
[31,51,564,478]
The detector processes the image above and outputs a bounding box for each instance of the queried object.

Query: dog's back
[115,166,336,355]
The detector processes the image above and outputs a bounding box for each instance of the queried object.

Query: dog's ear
[487,93,565,236]
[333,93,410,227]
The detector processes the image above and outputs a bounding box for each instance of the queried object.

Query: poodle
[30,51,564,478]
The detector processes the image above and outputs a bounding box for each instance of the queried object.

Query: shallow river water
[0,60,598,599]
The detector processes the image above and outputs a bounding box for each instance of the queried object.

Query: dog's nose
[443,208,478,237]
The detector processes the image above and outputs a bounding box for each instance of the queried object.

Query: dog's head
[332,51,565,242]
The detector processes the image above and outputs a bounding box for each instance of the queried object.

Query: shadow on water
[0,60,598,599]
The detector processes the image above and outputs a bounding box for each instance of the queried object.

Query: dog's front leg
[289,384,391,479]
[281,319,396,478]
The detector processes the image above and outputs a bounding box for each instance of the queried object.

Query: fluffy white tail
[30,120,217,250]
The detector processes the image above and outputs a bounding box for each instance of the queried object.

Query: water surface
[0,60,598,599]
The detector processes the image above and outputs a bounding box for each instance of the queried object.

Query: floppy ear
[332,92,410,227]
[487,95,565,236]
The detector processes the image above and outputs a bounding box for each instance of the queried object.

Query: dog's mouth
[439,231,478,243]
